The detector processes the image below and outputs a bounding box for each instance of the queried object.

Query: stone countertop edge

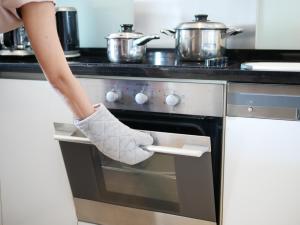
[1,48,300,85]
[1,63,300,85]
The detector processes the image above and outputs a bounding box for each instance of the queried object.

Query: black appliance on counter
[56,7,80,58]
[54,78,225,225]
[0,7,80,58]
[0,26,33,56]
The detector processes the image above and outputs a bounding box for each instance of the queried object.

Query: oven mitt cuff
[74,103,154,165]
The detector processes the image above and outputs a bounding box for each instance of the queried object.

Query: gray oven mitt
[74,104,154,165]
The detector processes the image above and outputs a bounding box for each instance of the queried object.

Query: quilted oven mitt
[74,104,154,165]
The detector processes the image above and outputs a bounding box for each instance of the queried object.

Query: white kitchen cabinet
[0,181,2,225]
[0,78,77,225]
[223,117,300,225]
[78,222,96,225]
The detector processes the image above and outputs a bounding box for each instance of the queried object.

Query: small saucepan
[106,24,160,63]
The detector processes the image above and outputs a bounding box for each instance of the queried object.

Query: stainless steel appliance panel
[227,83,300,120]
[74,198,216,225]
[78,78,224,117]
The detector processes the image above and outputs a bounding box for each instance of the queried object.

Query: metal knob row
[106,90,180,106]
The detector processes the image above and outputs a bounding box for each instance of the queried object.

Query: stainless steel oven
[54,78,225,225]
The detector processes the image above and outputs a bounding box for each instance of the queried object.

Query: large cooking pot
[161,14,242,61]
[106,24,160,63]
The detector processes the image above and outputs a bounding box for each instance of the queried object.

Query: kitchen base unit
[0,78,77,225]
[223,83,300,225]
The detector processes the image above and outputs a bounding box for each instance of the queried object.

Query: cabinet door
[0,181,2,225]
[223,117,300,225]
[0,79,77,225]
[78,222,97,225]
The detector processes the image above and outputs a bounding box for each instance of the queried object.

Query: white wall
[134,0,257,49]
[55,0,134,48]
[256,0,300,49]
[55,0,255,49]
[55,0,300,50]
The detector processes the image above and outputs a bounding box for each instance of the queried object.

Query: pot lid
[56,6,77,12]
[106,24,144,39]
[176,15,227,30]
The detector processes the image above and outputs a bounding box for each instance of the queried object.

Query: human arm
[18,1,154,164]
[20,1,94,119]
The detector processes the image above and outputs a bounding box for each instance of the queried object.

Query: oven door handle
[142,144,209,157]
[53,123,211,158]
[54,133,210,157]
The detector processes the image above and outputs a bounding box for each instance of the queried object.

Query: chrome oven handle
[53,122,211,158]
[54,134,210,158]
[54,134,91,144]
[142,144,209,157]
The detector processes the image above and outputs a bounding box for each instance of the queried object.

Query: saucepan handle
[225,28,243,37]
[160,29,176,38]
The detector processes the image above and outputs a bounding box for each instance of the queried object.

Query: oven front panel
[56,112,222,225]
[74,198,216,225]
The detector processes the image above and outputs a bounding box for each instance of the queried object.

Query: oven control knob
[106,91,120,103]
[166,94,180,106]
[135,93,148,105]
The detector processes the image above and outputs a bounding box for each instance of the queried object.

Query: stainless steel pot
[161,14,242,61]
[106,24,160,63]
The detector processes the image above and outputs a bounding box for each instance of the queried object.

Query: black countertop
[1,48,300,84]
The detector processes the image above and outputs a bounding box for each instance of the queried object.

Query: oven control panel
[79,78,225,117]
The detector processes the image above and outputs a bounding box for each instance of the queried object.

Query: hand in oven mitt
[74,104,154,165]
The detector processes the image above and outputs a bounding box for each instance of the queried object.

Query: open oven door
[54,121,218,225]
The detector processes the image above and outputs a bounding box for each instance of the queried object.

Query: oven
[54,78,225,225]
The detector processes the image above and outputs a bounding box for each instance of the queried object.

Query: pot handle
[160,29,176,38]
[225,28,243,37]
[133,35,160,46]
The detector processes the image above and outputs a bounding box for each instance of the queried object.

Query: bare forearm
[20,2,94,119]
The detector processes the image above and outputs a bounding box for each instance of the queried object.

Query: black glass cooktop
[0,48,232,69]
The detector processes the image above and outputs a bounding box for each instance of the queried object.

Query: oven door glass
[55,111,222,223]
